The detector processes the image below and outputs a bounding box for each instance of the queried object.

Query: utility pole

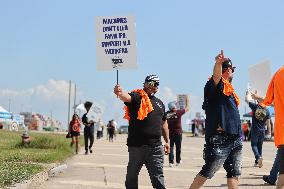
[79,99,82,117]
[67,80,71,130]
[74,84,77,114]
[8,98,11,112]
[50,110,53,127]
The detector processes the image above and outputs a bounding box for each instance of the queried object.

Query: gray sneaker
[258,157,263,168]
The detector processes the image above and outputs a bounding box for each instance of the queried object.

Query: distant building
[20,112,62,131]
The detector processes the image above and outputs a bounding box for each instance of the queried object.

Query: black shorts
[279,145,284,175]
[71,131,80,137]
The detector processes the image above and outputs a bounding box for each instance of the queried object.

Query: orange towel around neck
[124,89,154,121]
[222,77,240,106]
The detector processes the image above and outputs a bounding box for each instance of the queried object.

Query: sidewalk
[37,135,277,189]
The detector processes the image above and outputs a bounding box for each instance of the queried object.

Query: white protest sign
[177,94,189,110]
[96,16,137,70]
[248,60,272,97]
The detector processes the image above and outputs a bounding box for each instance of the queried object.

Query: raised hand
[215,49,226,64]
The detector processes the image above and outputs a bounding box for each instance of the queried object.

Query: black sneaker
[263,175,276,185]
[85,150,88,155]
[89,149,93,154]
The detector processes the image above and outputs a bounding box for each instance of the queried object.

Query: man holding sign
[245,91,271,168]
[190,50,242,189]
[166,97,189,167]
[114,74,169,189]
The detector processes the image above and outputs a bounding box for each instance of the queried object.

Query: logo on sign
[111,56,124,68]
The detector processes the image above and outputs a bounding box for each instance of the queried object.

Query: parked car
[118,125,128,134]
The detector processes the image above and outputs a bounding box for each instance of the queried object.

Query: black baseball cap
[222,58,236,71]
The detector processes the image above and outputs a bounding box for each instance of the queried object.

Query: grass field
[0,130,82,188]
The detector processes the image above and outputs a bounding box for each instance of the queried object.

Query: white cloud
[0,79,72,101]
[159,87,176,103]
[158,86,204,117]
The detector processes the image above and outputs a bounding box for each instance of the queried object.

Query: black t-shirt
[125,92,166,147]
[202,78,242,142]
[249,102,271,134]
[82,113,95,133]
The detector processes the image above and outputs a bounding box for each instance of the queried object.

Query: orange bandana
[222,77,240,106]
[124,89,154,121]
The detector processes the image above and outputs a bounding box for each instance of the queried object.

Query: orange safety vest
[260,66,284,147]
[124,89,154,121]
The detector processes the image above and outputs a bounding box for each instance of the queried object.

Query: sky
[0,0,284,130]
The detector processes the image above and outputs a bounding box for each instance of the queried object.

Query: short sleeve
[160,101,166,121]
[249,102,257,112]
[266,108,271,119]
[81,114,88,125]
[205,78,223,99]
[177,109,186,116]
[124,92,141,106]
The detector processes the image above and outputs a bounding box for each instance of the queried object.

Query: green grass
[0,161,42,187]
[0,130,81,188]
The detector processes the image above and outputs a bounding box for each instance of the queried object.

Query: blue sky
[0,0,283,129]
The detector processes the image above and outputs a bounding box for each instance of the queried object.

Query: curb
[7,163,68,189]
[48,164,68,177]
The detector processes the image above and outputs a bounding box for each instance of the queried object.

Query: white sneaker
[169,163,174,167]
[176,160,182,166]
[258,157,263,168]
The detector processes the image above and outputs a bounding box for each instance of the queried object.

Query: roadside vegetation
[0,130,81,188]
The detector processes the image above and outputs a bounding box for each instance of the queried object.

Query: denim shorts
[199,133,243,179]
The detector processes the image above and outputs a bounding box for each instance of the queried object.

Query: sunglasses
[230,67,235,73]
[146,81,159,87]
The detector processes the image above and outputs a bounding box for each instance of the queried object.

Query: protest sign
[96,16,137,71]
[248,60,272,97]
[177,94,189,110]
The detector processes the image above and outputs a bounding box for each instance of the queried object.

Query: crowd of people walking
[66,50,284,189]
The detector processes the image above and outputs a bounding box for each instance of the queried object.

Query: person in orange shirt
[242,121,249,141]
[69,113,81,154]
[252,66,284,189]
